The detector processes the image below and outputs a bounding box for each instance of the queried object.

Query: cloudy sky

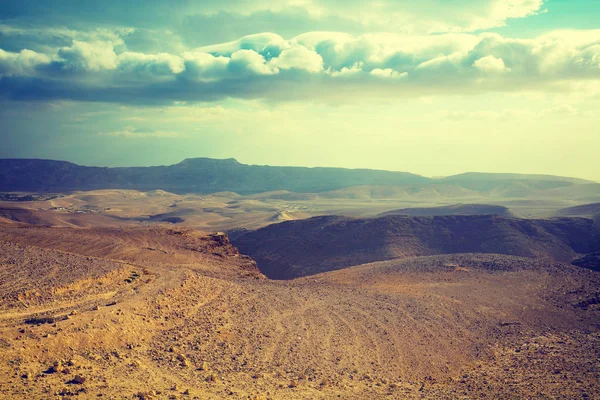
[1,0,599,180]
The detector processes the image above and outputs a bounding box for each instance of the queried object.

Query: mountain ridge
[0,157,596,195]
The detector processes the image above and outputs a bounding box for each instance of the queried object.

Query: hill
[378,204,515,217]
[232,215,600,279]
[1,223,599,399]
[554,202,600,218]
[436,173,596,198]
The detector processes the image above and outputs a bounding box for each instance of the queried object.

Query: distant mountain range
[0,157,597,195]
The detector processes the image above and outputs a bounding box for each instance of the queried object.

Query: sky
[1,0,599,181]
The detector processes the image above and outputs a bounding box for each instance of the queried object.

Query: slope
[232,215,600,279]
[0,224,599,399]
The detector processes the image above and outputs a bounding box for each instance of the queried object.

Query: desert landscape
[0,159,599,399]
[2,1,600,398]
[1,158,599,233]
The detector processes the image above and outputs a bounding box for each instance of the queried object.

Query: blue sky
[1,0,599,180]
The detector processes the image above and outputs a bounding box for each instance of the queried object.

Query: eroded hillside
[0,222,599,399]
[232,214,600,279]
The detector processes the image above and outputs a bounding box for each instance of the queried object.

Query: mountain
[0,158,427,194]
[232,214,600,279]
[1,158,596,196]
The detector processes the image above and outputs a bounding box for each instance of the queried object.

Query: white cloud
[195,32,290,57]
[2,29,600,103]
[270,46,323,73]
[370,68,407,78]
[328,62,363,77]
[0,48,51,76]
[229,49,278,75]
[182,52,229,81]
[472,55,510,73]
[57,40,118,71]
[118,52,185,75]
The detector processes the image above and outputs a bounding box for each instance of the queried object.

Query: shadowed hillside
[233,215,600,279]
[378,204,515,217]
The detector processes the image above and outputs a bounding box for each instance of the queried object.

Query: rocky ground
[0,224,599,399]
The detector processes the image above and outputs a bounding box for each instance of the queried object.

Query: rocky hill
[1,222,599,399]
[232,215,600,279]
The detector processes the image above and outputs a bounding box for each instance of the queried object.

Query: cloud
[472,56,511,73]
[99,127,179,138]
[182,52,229,81]
[196,32,290,58]
[118,52,185,76]
[370,68,407,78]
[1,30,600,104]
[0,0,545,38]
[55,40,119,72]
[270,46,323,73]
[0,48,51,76]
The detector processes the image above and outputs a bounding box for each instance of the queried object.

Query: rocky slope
[1,223,599,399]
[233,214,600,279]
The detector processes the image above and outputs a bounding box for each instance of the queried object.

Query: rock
[49,361,63,373]
[134,392,156,400]
[70,375,86,384]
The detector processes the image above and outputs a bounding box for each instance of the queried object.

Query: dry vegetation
[0,221,599,399]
